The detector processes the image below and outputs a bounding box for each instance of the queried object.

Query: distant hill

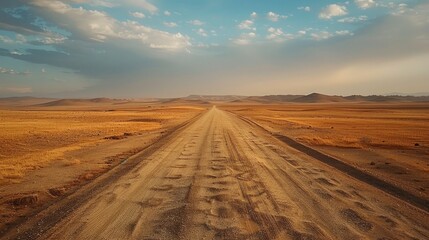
[185,95,248,102]
[291,93,348,103]
[37,98,123,107]
[162,98,210,105]
[1,93,428,108]
[345,95,429,102]
[225,93,429,104]
[0,97,58,107]
[251,95,304,102]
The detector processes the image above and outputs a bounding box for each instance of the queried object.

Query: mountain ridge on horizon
[1,92,429,107]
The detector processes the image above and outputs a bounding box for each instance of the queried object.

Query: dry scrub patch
[221,103,429,199]
[0,106,204,184]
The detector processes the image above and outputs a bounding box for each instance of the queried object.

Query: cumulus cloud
[319,4,348,19]
[338,15,368,23]
[266,27,294,42]
[251,12,257,18]
[238,20,254,30]
[164,11,171,16]
[355,0,376,9]
[197,28,208,37]
[310,29,353,40]
[130,11,145,18]
[27,0,190,50]
[63,0,158,13]
[336,30,353,36]
[233,32,256,45]
[188,20,204,26]
[0,67,30,75]
[37,35,67,44]
[267,12,287,22]
[310,31,333,40]
[298,6,311,12]
[122,0,157,13]
[0,36,14,44]
[164,22,177,28]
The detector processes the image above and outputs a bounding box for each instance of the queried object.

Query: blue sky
[0,0,428,97]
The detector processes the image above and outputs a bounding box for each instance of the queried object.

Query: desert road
[6,107,429,240]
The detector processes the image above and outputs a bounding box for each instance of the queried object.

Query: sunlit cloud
[319,4,348,19]
[354,0,376,9]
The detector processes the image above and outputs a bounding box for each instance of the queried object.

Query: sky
[0,0,428,98]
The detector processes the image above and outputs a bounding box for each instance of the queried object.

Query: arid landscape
[0,95,428,239]
[1,1,429,238]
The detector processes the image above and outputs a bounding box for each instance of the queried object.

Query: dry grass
[0,106,204,183]
[222,103,429,150]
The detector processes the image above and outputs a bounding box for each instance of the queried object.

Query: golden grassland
[0,106,204,183]
[221,103,429,150]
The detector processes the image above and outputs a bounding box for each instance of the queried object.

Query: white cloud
[251,12,257,18]
[164,10,171,16]
[381,3,410,16]
[16,34,26,43]
[68,0,158,13]
[62,0,115,8]
[197,28,208,37]
[164,22,177,28]
[188,20,204,26]
[354,0,376,9]
[0,34,26,44]
[28,0,190,51]
[233,32,256,45]
[41,68,46,73]
[338,15,368,23]
[311,31,333,40]
[0,67,30,75]
[267,27,283,39]
[39,35,67,44]
[266,27,294,42]
[121,21,191,50]
[310,29,353,40]
[298,6,311,12]
[130,11,145,18]
[319,4,348,19]
[336,30,353,36]
[238,19,254,30]
[10,51,24,55]
[123,0,157,13]
[0,36,13,43]
[267,11,287,22]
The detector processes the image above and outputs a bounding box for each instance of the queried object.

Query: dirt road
[7,107,429,239]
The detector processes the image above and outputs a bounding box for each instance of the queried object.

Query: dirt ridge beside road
[231,112,429,213]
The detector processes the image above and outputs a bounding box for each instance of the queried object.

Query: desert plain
[0,95,428,239]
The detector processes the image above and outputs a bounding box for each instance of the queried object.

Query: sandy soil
[0,105,205,230]
[2,106,428,239]
[221,103,429,201]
